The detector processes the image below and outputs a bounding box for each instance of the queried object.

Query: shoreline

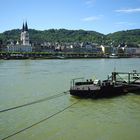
[0,52,140,60]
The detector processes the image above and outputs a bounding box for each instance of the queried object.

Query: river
[0,58,140,140]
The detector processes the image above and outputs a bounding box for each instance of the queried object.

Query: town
[0,22,140,59]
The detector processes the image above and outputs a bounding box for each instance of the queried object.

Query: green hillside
[106,29,140,46]
[0,28,140,46]
[0,29,104,44]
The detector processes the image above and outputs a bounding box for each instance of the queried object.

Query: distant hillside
[0,29,104,44]
[107,29,140,46]
[0,28,140,46]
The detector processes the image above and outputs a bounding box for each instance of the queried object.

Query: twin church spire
[22,21,28,32]
[21,21,30,45]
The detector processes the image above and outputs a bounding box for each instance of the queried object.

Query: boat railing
[110,70,140,84]
[70,70,140,89]
[70,77,85,88]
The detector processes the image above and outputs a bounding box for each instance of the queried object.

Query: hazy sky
[0,0,140,34]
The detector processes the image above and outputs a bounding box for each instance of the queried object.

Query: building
[100,45,112,54]
[7,22,32,52]
[21,22,30,45]
[125,47,140,56]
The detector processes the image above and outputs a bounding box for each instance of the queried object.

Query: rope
[1,100,80,140]
[0,91,69,113]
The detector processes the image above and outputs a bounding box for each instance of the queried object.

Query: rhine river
[0,58,140,140]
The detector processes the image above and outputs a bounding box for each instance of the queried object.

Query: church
[7,22,32,52]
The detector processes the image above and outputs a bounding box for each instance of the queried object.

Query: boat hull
[70,85,126,98]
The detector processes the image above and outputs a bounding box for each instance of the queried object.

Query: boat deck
[71,84,100,91]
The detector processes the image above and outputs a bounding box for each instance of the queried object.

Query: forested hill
[0,29,104,44]
[107,29,140,45]
[0,29,140,45]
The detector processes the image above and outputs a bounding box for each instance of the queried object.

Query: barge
[70,70,140,98]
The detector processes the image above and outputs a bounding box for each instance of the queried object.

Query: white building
[7,44,32,52]
[7,22,32,52]
[20,22,30,45]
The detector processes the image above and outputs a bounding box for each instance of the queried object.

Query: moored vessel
[70,70,140,98]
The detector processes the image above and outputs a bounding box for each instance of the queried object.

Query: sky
[0,0,140,34]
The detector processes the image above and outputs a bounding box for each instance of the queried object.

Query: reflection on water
[0,59,140,140]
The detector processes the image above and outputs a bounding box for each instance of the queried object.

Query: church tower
[20,22,30,45]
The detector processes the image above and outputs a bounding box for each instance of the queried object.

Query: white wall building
[7,44,32,52]
[7,22,32,52]
[20,22,30,46]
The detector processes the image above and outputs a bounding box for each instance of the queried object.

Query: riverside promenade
[0,52,136,59]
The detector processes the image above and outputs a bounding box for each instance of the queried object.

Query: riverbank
[0,52,139,60]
